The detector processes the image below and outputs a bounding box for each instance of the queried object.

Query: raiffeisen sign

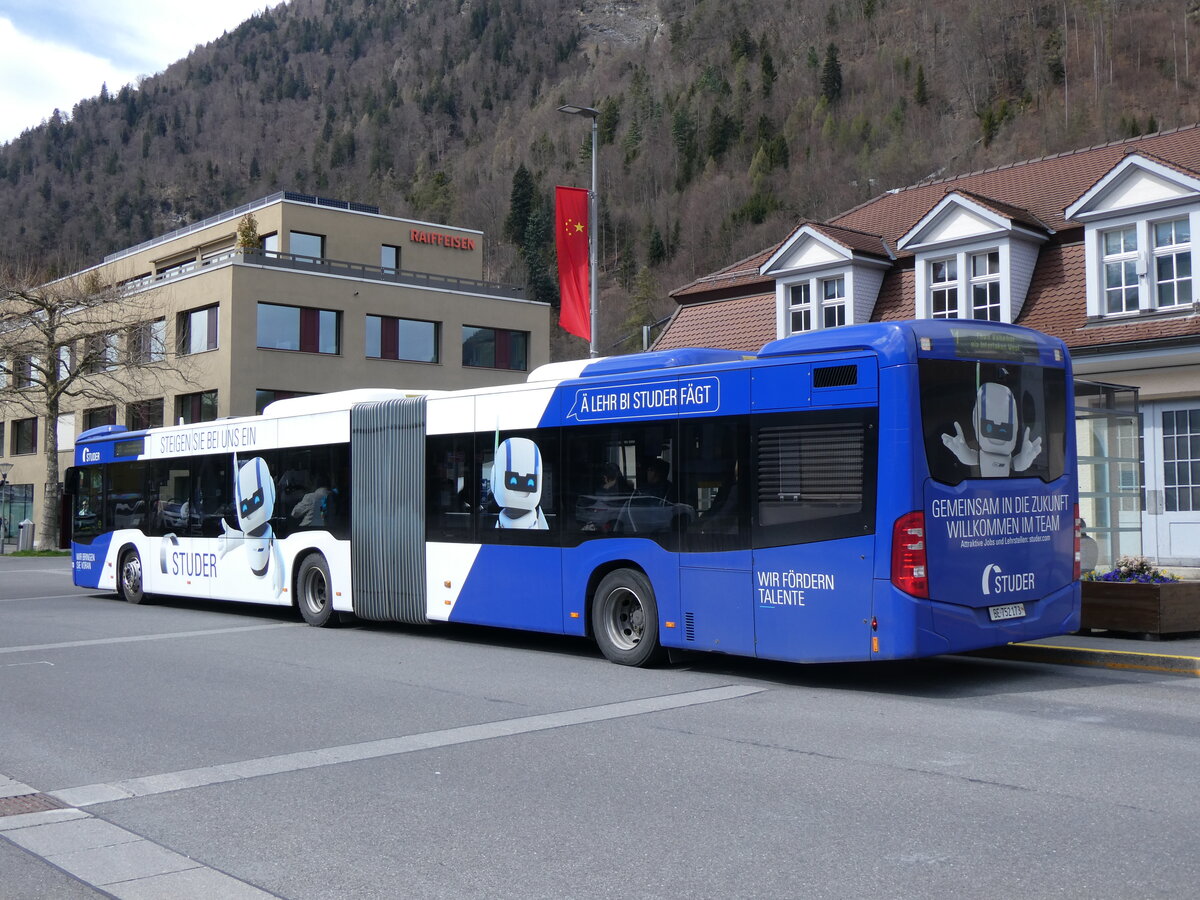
[410,229,476,250]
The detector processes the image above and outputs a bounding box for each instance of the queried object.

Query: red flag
[555,185,590,341]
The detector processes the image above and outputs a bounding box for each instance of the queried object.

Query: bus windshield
[919,358,1068,485]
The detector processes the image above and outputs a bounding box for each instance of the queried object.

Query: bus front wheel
[118,549,147,605]
[591,569,664,667]
[297,554,337,627]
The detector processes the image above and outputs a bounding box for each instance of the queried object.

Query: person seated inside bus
[641,457,675,502]
[597,462,633,495]
[291,477,332,528]
[700,461,739,534]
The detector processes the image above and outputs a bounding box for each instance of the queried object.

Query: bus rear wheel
[297,554,337,627]
[118,549,147,605]
[591,569,664,667]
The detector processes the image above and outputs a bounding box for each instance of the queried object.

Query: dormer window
[789,283,812,332]
[1153,218,1191,308]
[1091,217,1194,317]
[970,251,1001,320]
[929,258,958,317]
[762,223,892,338]
[786,275,847,333]
[1101,226,1139,313]
[901,192,1048,323]
[1065,154,1200,320]
[822,276,846,327]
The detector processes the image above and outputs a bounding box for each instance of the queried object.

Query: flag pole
[558,104,601,357]
[587,112,598,358]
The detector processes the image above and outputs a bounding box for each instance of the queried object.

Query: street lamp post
[556,104,600,358]
[0,462,12,556]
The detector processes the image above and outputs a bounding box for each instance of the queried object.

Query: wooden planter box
[1080,580,1200,637]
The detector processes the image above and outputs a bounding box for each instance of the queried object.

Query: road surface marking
[0,623,302,655]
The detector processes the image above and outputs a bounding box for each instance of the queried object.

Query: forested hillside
[3,0,1200,355]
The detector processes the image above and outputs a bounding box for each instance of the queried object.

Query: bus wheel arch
[117,545,149,605]
[589,564,665,667]
[295,551,337,627]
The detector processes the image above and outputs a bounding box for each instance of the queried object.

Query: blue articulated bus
[68,320,1080,666]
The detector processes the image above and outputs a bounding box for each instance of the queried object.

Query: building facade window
[83,333,119,373]
[1154,217,1192,308]
[178,305,219,355]
[126,398,164,431]
[1102,226,1139,314]
[255,389,314,415]
[257,303,341,354]
[11,417,37,455]
[83,406,117,431]
[970,251,1001,321]
[262,233,279,255]
[14,355,37,389]
[929,258,959,318]
[289,231,324,261]
[381,244,401,273]
[0,422,4,455]
[367,315,439,363]
[785,273,852,335]
[128,319,166,365]
[788,283,812,333]
[821,277,846,328]
[176,391,218,424]
[462,326,529,371]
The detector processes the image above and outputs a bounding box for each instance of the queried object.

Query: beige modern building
[0,191,549,545]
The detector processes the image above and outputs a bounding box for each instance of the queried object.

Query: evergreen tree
[504,163,535,246]
[821,44,843,104]
[914,64,929,107]
[622,266,659,351]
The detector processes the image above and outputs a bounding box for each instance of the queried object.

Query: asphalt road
[2,555,1199,899]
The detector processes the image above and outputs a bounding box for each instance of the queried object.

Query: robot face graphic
[235,457,276,532]
[973,383,1018,454]
[492,438,542,511]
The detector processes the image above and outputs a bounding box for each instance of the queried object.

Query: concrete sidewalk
[971,631,1200,677]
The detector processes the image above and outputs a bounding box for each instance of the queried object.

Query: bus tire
[591,568,664,667]
[118,549,148,605]
[296,553,337,627]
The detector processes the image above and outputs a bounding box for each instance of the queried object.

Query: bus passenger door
[676,415,756,657]
[748,377,879,663]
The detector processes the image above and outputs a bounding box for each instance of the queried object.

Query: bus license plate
[988,603,1026,622]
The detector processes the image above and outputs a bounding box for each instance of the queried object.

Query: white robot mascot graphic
[218,456,285,596]
[942,382,1042,477]
[493,437,549,529]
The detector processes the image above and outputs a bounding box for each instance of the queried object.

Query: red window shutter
[300,308,319,352]
[381,316,399,360]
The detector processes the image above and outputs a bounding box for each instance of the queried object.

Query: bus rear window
[919,359,1067,485]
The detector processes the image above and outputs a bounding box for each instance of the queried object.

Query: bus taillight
[891,511,929,598]
[1080,504,1089,580]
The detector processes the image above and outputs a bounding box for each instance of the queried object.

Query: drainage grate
[0,793,70,817]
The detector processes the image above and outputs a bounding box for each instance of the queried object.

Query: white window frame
[914,244,1012,321]
[821,276,846,328]
[1152,217,1192,309]
[781,270,854,335]
[969,250,1002,321]
[1084,208,1200,318]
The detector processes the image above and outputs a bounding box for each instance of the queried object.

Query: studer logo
[982,563,1036,595]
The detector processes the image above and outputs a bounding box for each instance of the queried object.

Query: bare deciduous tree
[0,260,196,549]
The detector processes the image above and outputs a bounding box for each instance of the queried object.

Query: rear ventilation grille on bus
[813,364,857,388]
[684,612,696,642]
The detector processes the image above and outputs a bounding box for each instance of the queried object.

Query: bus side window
[106,461,147,532]
[680,417,748,553]
[427,434,475,542]
[478,430,559,543]
[752,408,877,549]
[74,467,105,542]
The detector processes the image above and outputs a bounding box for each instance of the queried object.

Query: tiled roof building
[656,126,1200,568]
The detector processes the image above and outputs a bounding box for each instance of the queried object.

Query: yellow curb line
[969,643,1200,677]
